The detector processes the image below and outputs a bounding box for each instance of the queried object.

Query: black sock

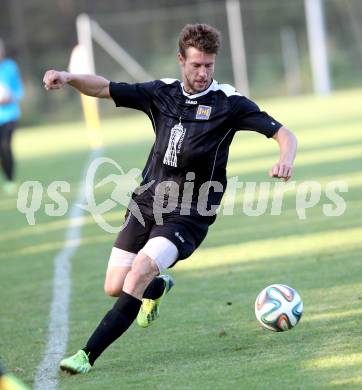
[83,291,141,365]
[143,276,165,300]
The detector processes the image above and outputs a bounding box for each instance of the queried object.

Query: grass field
[0,89,361,389]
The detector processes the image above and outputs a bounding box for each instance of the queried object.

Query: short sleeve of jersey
[109,80,162,113]
[229,95,282,138]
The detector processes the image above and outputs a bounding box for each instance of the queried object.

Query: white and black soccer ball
[255,284,303,332]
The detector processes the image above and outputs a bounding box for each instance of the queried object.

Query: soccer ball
[255,284,303,332]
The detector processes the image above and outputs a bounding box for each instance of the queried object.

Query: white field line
[34,148,103,390]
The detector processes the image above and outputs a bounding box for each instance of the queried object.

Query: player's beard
[185,75,211,94]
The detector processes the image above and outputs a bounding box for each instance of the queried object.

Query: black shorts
[114,204,214,266]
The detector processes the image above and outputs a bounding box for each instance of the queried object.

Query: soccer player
[43,24,297,374]
[0,38,24,194]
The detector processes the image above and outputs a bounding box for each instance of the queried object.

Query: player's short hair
[178,24,221,58]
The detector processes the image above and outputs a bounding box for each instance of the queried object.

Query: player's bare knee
[127,267,155,289]
[103,281,122,297]
[123,256,158,296]
[103,268,129,297]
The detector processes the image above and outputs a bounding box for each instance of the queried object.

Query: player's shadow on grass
[202,200,360,251]
[229,134,362,164]
[227,156,361,184]
[288,111,362,133]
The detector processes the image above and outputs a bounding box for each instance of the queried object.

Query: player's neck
[182,79,213,95]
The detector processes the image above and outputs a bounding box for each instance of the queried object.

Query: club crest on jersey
[196,105,212,120]
[163,121,186,167]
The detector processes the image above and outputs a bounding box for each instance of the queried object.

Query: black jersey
[109,79,282,219]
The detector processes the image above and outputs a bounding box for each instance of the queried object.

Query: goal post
[70,13,154,150]
[90,19,153,82]
[70,14,102,150]
[225,0,249,97]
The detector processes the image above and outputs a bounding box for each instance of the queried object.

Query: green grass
[0,89,361,389]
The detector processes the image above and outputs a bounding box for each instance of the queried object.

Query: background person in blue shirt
[0,38,24,194]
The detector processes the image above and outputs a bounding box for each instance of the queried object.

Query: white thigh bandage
[108,247,137,268]
[139,236,179,272]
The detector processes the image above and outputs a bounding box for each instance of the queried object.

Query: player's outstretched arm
[43,70,111,98]
[269,126,297,181]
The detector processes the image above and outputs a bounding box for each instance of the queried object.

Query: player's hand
[0,96,11,105]
[42,70,68,91]
[0,87,12,105]
[268,161,293,181]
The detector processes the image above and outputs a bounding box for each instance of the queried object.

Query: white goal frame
[76,13,153,82]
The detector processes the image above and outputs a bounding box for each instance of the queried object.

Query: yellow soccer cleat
[137,274,174,328]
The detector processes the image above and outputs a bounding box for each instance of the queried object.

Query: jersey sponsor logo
[196,105,212,120]
[185,99,198,105]
[163,121,186,167]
